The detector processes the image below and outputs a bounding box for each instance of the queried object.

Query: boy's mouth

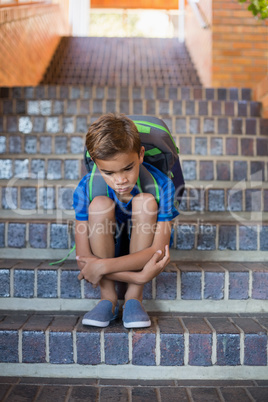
[116,187,130,193]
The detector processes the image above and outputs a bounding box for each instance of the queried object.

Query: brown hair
[86,113,141,161]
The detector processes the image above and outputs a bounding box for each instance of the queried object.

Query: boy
[73,113,179,328]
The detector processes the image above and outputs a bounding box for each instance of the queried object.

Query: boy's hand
[76,255,104,286]
[140,245,170,284]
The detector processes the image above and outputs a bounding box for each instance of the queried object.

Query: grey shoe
[123,299,151,329]
[82,300,119,327]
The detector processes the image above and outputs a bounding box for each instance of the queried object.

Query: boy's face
[95,147,145,201]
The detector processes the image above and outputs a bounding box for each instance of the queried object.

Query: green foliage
[238,0,268,19]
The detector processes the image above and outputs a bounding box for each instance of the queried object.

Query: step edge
[1,299,268,314]
[0,249,268,262]
[0,363,267,381]
[1,210,268,222]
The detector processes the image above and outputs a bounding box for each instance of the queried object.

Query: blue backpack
[50,116,185,265]
[84,115,185,206]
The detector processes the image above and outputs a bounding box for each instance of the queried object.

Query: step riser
[1,135,268,158]
[1,221,268,254]
[0,314,267,373]
[1,157,268,182]
[1,183,268,212]
[0,99,262,118]
[1,261,268,311]
[0,86,254,102]
[1,115,267,137]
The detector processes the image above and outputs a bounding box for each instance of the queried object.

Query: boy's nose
[115,175,128,185]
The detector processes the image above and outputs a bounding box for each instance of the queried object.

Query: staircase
[0,37,268,382]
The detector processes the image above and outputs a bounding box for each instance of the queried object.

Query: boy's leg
[88,196,117,306]
[124,193,158,301]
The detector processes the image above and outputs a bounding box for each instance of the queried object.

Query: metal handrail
[187,0,210,29]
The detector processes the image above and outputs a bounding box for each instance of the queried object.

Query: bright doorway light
[89,9,178,38]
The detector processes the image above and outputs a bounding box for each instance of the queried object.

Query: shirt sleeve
[72,175,90,221]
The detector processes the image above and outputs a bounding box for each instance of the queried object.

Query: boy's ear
[139,146,145,163]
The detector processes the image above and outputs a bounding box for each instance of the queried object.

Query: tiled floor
[1,377,268,401]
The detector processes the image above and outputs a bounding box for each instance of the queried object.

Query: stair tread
[1,258,267,270]
[0,310,267,331]
[0,310,267,371]
[1,259,268,313]
[0,377,264,397]
[42,37,201,87]
[0,209,267,221]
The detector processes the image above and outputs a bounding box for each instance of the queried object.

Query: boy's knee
[89,196,115,215]
[132,193,158,217]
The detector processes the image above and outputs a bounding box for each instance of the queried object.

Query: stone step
[0,311,267,380]
[179,135,268,158]
[1,98,262,118]
[1,114,267,138]
[179,156,268,182]
[1,259,268,314]
[0,181,267,213]
[0,216,268,260]
[1,135,268,164]
[41,37,201,86]
[181,183,268,213]
[1,154,268,181]
[1,134,268,159]
[49,74,201,87]
[0,160,268,190]
[1,378,268,402]
[0,86,254,102]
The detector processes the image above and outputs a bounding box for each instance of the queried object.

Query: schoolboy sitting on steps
[73,113,179,328]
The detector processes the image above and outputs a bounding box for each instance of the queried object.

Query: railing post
[178,0,185,43]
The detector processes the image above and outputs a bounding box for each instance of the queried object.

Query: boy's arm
[106,245,170,285]
[75,220,110,285]
[75,220,94,269]
[105,220,171,273]
[77,220,172,284]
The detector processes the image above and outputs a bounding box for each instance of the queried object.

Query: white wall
[69,0,90,36]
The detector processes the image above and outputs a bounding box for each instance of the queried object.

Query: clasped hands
[76,254,104,286]
[76,245,170,287]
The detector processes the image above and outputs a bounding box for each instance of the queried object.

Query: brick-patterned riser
[1,134,268,158]
[0,183,267,212]
[1,157,268,181]
[1,116,267,138]
[0,221,268,255]
[1,260,268,313]
[0,312,267,379]
[181,187,268,212]
[0,86,256,101]
[0,98,263,117]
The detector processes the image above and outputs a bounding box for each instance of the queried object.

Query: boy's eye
[124,166,133,171]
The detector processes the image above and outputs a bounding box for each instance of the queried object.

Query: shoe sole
[123,319,151,329]
[82,318,110,327]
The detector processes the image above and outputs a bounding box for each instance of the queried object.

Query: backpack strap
[88,163,160,203]
[139,164,160,203]
[88,163,109,202]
